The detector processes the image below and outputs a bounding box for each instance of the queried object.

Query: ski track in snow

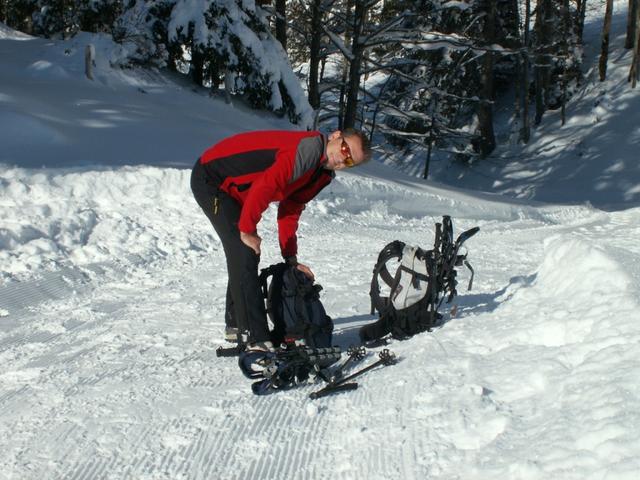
[2,166,640,479]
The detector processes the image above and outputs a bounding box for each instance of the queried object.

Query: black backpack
[360,216,479,342]
[259,263,333,348]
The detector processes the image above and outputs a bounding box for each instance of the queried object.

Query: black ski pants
[190,159,270,343]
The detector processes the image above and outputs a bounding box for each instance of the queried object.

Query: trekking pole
[309,349,397,399]
[330,345,366,382]
[334,349,397,385]
[216,345,244,357]
[309,382,358,399]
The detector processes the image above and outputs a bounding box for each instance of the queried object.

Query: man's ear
[328,130,342,141]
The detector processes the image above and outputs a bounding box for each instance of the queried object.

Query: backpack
[259,263,333,348]
[360,216,479,342]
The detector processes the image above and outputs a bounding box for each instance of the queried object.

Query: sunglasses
[340,138,355,168]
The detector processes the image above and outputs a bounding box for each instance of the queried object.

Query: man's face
[324,131,365,171]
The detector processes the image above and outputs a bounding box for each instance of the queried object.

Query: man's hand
[296,263,315,282]
[240,231,262,255]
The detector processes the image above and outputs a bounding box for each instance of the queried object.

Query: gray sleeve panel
[291,135,325,183]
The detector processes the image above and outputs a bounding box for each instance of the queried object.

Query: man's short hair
[343,128,372,163]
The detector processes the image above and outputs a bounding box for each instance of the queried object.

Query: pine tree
[371,0,508,167]
[3,0,38,34]
[28,0,123,38]
[531,0,582,124]
[77,0,122,33]
[113,0,175,68]
[32,0,80,38]
[115,0,312,125]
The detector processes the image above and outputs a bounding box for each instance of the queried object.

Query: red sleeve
[237,146,295,234]
[277,199,306,257]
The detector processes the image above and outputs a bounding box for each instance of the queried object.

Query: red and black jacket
[199,130,334,257]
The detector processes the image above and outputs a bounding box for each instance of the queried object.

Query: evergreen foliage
[32,0,78,37]
[370,1,520,163]
[531,0,582,110]
[3,0,38,34]
[115,0,311,125]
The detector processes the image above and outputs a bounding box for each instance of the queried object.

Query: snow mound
[27,59,71,79]
[491,235,638,350]
[0,166,207,281]
[537,237,632,296]
[535,235,634,306]
[441,234,640,478]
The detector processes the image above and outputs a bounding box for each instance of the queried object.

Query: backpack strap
[289,268,311,334]
[258,264,275,300]
[259,263,288,342]
[369,240,405,315]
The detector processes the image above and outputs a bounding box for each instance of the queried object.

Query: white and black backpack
[360,216,479,342]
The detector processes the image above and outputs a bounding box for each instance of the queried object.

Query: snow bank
[444,235,640,479]
[0,163,561,283]
[495,235,637,349]
[0,166,208,281]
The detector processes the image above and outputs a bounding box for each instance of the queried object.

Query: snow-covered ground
[1,3,640,479]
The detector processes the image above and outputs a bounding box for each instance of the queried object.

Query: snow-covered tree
[531,0,583,124]
[112,0,175,68]
[32,0,79,37]
[77,0,122,32]
[2,0,38,34]
[114,0,312,125]
[370,0,503,168]
[28,0,121,38]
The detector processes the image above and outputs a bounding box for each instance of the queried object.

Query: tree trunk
[343,0,366,129]
[514,52,522,138]
[534,0,551,125]
[521,0,531,143]
[338,0,354,129]
[423,96,437,179]
[477,0,496,157]
[370,75,390,144]
[84,44,94,81]
[626,0,637,49]
[561,0,571,124]
[423,132,434,179]
[576,0,587,40]
[599,0,614,81]
[308,0,322,110]
[191,48,204,86]
[630,0,640,86]
[209,58,220,96]
[275,0,287,51]
[224,71,234,104]
[513,0,522,140]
